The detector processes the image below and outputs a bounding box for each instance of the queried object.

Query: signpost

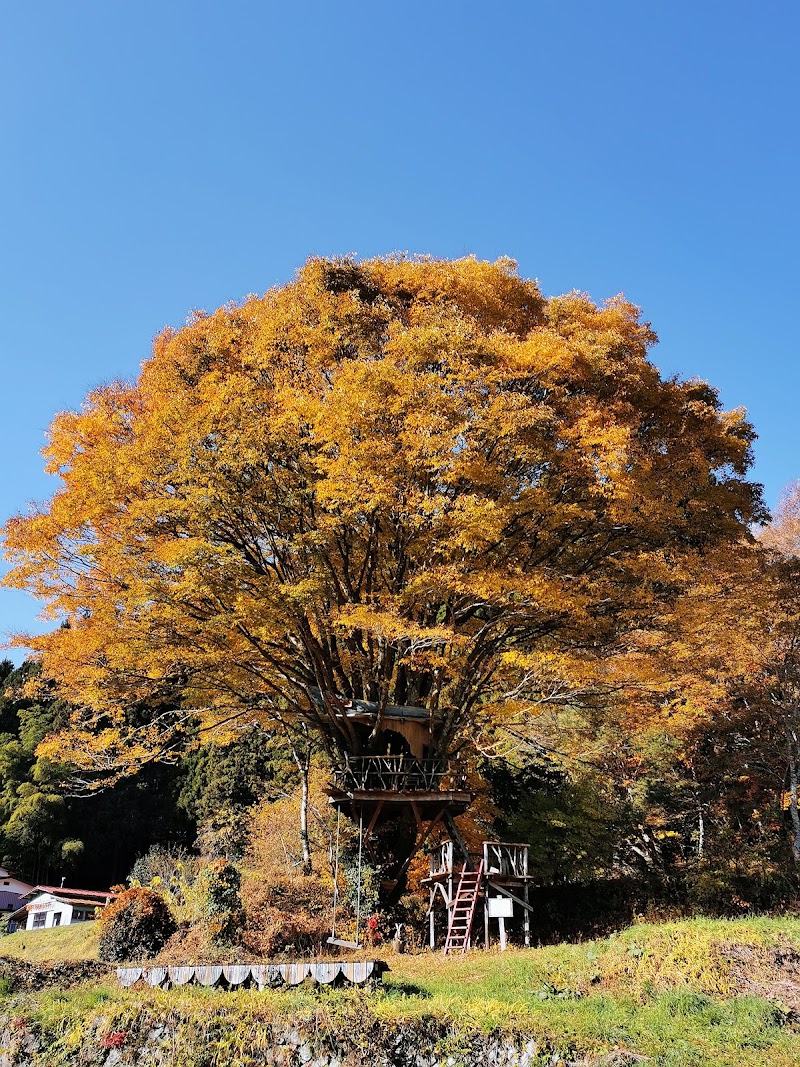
[488,896,514,950]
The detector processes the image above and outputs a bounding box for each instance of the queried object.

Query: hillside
[4,918,800,1064]
[0,922,99,963]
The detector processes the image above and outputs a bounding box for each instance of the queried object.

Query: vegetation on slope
[0,922,99,963]
[5,918,800,1064]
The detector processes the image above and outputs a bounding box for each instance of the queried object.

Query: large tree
[2,256,764,784]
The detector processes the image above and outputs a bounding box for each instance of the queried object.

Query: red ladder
[443,860,484,955]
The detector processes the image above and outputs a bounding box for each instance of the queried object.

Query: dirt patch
[0,957,110,991]
[725,942,800,1010]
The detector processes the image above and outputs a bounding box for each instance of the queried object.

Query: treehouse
[316,694,473,895]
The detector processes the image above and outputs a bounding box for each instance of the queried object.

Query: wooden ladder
[443,860,484,955]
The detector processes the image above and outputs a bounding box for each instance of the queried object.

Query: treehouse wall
[334,702,435,760]
[375,719,429,759]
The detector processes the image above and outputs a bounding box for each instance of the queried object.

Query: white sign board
[488,897,514,918]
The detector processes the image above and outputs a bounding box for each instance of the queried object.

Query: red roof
[29,886,115,899]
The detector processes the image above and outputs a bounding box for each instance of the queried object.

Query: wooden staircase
[443,860,484,954]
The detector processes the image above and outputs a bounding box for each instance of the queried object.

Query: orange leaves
[1,255,766,772]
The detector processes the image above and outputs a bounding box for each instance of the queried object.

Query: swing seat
[326,936,360,949]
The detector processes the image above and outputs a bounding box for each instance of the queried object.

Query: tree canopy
[2,256,765,782]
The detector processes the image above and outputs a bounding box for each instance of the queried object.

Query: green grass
[0,921,100,962]
[5,917,800,1065]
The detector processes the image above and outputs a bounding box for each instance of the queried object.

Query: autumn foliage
[97,886,176,962]
[2,255,764,783]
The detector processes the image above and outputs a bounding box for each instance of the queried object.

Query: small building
[9,885,115,932]
[0,867,34,920]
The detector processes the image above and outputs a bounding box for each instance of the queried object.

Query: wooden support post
[429,886,435,949]
[523,881,531,947]
[523,844,530,948]
[487,882,534,912]
[483,888,490,949]
[443,810,470,866]
[363,800,385,845]
[498,916,507,951]
[391,807,447,891]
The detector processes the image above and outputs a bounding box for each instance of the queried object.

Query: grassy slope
[6,918,800,1065]
[0,922,99,962]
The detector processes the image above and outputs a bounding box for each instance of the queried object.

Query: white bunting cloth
[115,960,386,990]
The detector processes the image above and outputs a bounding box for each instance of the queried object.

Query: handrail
[331,755,467,793]
[483,841,529,878]
[429,839,530,878]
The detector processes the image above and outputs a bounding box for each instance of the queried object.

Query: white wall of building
[24,893,74,931]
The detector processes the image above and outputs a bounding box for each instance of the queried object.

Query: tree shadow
[384,979,432,998]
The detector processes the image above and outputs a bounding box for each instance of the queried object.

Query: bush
[243,872,332,957]
[97,886,176,962]
[128,844,202,923]
[685,857,799,915]
[199,859,244,945]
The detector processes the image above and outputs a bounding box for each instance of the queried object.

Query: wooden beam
[523,881,531,947]
[363,799,385,844]
[487,881,534,913]
[390,807,447,890]
[443,811,471,866]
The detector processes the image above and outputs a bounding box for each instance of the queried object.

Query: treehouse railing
[482,841,529,879]
[331,755,466,793]
[429,840,479,878]
[429,841,531,880]
[429,840,455,879]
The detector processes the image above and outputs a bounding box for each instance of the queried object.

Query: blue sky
[1,1,798,659]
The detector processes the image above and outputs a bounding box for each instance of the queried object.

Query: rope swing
[355,807,364,944]
[326,806,363,950]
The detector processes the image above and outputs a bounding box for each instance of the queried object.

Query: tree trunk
[786,707,800,864]
[299,744,312,875]
[278,716,313,874]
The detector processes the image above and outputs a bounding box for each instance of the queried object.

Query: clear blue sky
[2,2,798,659]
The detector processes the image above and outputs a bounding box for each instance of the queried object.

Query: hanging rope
[330,807,341,941]
[326,806,362,949]
[355,807,364,945]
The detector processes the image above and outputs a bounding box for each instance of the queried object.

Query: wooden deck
[324,786,473,821]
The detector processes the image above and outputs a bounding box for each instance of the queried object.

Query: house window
[52,913,61,927]
[32,913,46,929]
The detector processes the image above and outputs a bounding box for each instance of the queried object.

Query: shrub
[198,859,244,945]
[97,886,176,962]
[243,872,332,957]
[685,857,797,915]
[128,844,202,923]
[195,806,253,861]
[241,774,342,956]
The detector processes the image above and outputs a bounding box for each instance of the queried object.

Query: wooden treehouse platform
[423,840,535,951]
[325,755,471,819]
[323,755,474,895]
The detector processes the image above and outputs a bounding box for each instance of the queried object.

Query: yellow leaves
[761,480,800,558]
[333,604,457,651]
[1,254,766,772]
